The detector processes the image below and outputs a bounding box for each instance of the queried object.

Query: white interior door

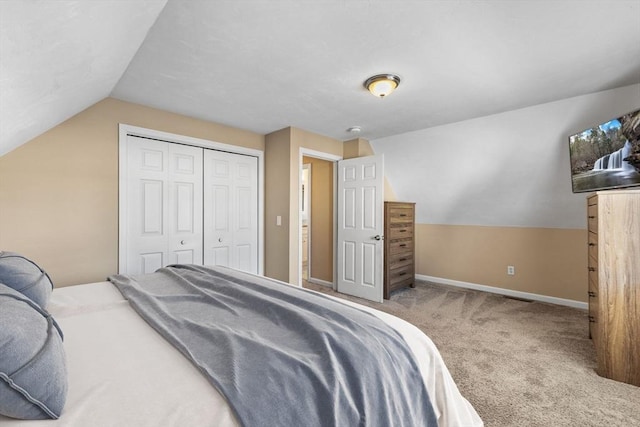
[126,136,203,274]
[203,149,258,274]
[336,155,384,302]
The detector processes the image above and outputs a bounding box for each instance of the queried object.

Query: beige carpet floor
[303,280,640,427]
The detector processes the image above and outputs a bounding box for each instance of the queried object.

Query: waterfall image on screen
[568,109,640,193]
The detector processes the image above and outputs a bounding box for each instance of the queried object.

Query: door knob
[218,238,223,242]
[180,240,185,245]
[373,235,383,241]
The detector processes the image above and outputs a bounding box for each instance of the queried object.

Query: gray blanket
[109,265,437,427]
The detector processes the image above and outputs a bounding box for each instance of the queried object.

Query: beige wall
[264,128,292,281]
[344,137,396,201]
[303,156,333,282]
[0,97,264,287]
[415,224,588,302]
[2,98,586,303]
[264,127,343,284]
[343,138,373,158]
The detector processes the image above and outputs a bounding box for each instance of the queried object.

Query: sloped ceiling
[0,0,168,156]
[1,0,639,157]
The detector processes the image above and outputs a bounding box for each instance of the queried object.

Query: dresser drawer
[388,240,412,255]
[587,204,598,232]
[389,264,413,286]
[388,225,413,240]
[387,252,413,270]
[588,267,598,293]
[387,207,414,224]
[588,231,598,261]
[588,294,599,343]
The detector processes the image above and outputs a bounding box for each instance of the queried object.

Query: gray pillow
[0,283,67,420]
[0,252,53,308]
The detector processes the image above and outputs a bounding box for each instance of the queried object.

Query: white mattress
[1,277,482,426]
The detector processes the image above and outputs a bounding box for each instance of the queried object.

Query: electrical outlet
[507,265,515,276]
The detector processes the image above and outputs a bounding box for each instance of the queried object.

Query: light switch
[276,215,282,226]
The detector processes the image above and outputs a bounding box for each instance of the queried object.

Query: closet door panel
[126,136,203,274]
[174,249,195,265]
[141,253,163,275]
[141,180,164,234]
[237,244,252,272]
[212,185,230,232]
[232,155,258,273]
[127,137,170,274]
[204,150,258,273]
[210,247,230,268]
[168,143,203,266]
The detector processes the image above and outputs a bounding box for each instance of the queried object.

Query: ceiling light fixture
[364,74,401,98]
[347,126,362,134]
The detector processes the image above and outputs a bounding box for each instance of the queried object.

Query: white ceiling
[0,0,167,155]
[2,0,640,156]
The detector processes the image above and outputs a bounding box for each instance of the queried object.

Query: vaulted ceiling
[2,0,639,156]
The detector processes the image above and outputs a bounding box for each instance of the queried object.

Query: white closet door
[126,136,203,274]
[203,149,258,274]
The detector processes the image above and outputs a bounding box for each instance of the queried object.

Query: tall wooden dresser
[587,190,640,386]
[384,202,416,299]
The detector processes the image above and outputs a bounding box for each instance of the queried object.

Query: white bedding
[0,276,482,427]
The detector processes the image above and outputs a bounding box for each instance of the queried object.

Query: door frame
[298,148,341,288]
[118,124,265,275]
[301,163,311,280]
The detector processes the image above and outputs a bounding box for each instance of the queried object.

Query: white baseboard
[415,274,588,310]
[307,277,334,288]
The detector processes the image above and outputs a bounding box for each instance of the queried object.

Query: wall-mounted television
[569,108,640,193]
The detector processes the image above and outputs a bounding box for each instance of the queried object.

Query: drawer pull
[399,214,407,217]
[588,267,596,272]
[399,258,407,261]
[398,272,407,276]
[399,244,407,247]
[588,291,596,297]
[399,229,407,233]
[589,316,596,323]
[588,243,596,247]
[588,215,596,219]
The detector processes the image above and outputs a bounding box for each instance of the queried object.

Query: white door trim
[301,163,311,280]
[119,124,264,275]
[298,148,342,288]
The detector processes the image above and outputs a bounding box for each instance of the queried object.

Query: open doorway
[300,155,335,288]
[301,163,311,280]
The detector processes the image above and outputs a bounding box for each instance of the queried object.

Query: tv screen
[569,108,640,193]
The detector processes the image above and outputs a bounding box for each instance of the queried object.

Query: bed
[0,255,482,427]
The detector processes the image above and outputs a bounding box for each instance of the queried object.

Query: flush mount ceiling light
[363,74,401,98]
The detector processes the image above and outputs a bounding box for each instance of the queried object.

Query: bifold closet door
[203,149,258,274]
[126,136,203,274]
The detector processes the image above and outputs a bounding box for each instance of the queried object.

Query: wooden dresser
[587,190,640,387]
[384,202,415,299]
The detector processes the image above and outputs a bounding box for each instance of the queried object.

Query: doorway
[301,163,311,280]
[298,150,385,303]
[299,154,337,288]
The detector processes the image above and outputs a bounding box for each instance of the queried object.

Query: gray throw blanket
[109,265,437,427]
